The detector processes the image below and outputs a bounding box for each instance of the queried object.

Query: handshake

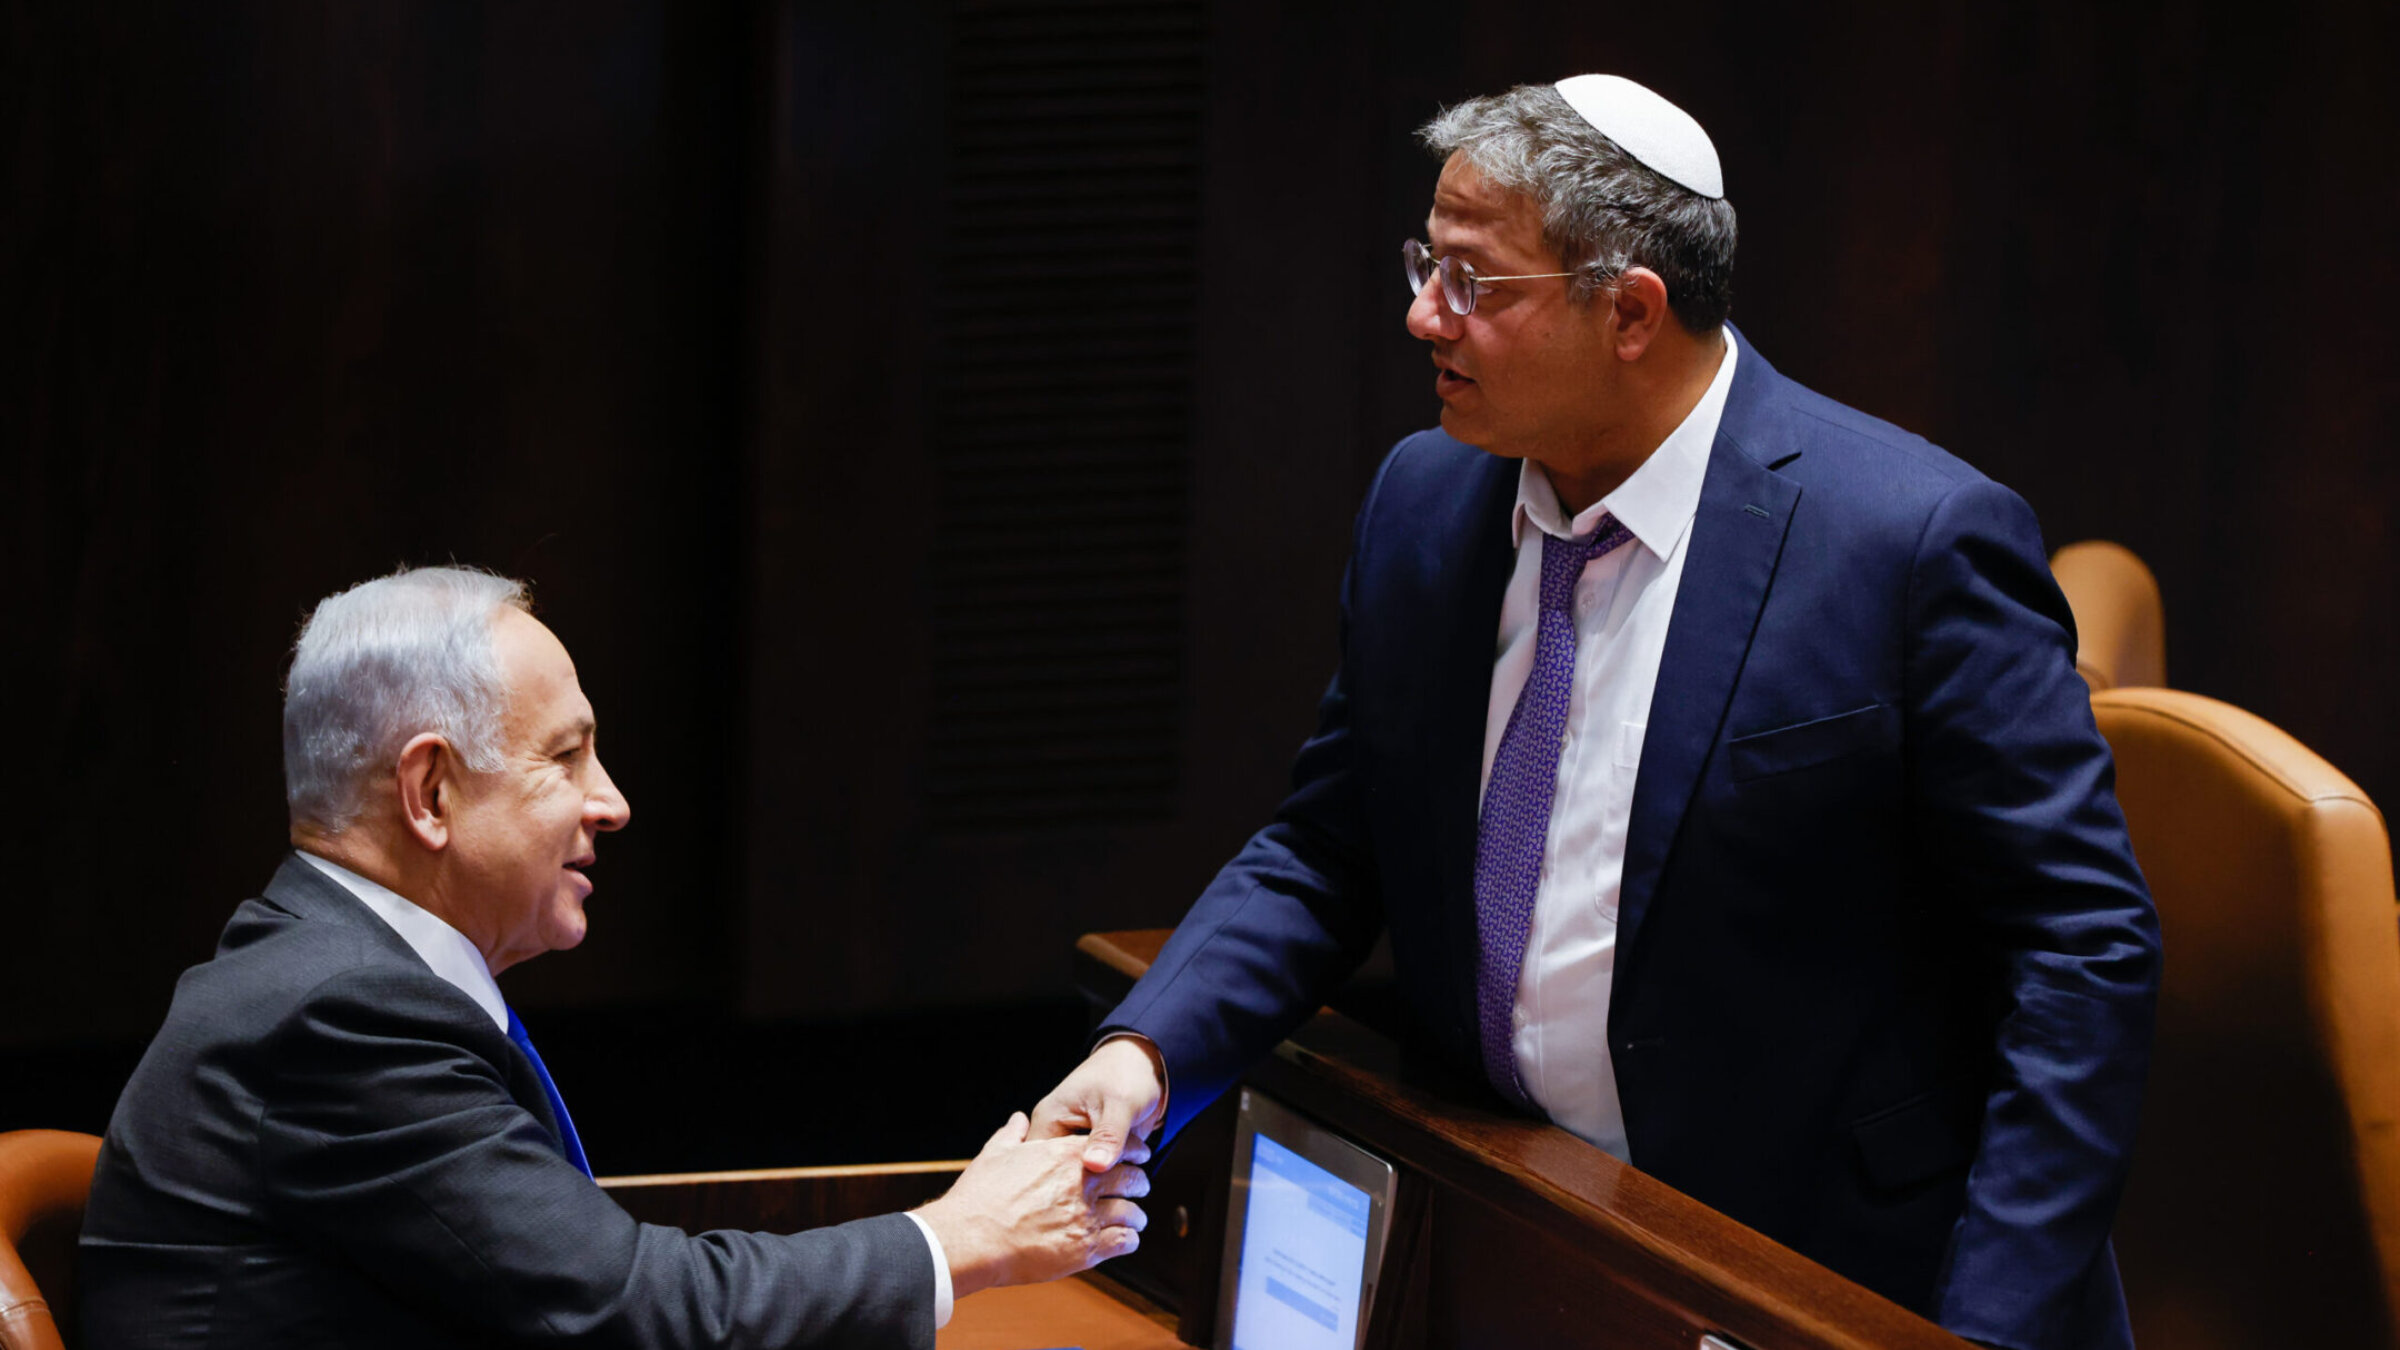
[914,1038,1172,1297]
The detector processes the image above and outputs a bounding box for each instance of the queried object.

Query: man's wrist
[912,1195,1003,1303]
[1094,1030,1169,1131]
[900,1209,956,1327]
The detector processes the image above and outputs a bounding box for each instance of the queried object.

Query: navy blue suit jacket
[1106,338,2160,1350]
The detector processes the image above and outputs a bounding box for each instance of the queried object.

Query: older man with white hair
[1033,77,2158,1349]
[81,566,1146,1349]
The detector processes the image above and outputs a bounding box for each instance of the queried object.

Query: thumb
[981,1110,1030,1158]
[1081,1098,1133,1173]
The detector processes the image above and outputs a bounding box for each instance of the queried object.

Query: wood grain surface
[1077,931,1974,1350]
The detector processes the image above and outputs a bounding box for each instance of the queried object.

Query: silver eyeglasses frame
[1402,238,1579,316]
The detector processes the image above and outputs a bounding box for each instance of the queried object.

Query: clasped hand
[915,1109,1150,1298]
[916,1038,1167,1297]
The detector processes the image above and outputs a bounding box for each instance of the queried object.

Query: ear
[395,732,456,852]
[1606,267,1675,362]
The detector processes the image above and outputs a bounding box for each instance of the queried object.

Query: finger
[1117,1133,1153,1167]
[1082,1224,1141,1268]
[1044,1132,1097,1164]
[1082,1098,1135,1173]
[1095,1197,1148,1232]
[1091,1161,1151,1200]
[979,1110,1029,1157]
[1025,1093,1084,1140]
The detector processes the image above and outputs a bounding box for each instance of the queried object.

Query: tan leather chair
[0,1131,100,1350]
[2051,540,2166,691]
[2096,689,2400,1348]
[2054,535,2169,687]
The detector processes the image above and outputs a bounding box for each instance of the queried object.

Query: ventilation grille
[925,0,1204,832]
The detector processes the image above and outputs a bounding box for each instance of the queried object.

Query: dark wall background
[5,0,2392,1168]
[6,2,749,1045]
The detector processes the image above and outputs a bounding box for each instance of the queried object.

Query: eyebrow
[1423,232,1499,268]
[547,718,596,750]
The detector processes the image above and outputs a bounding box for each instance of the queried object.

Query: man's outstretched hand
[1030,1036,1167,1174]
[915,1111,1149,1299]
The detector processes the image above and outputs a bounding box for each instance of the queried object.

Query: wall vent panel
[926,0,1204,833]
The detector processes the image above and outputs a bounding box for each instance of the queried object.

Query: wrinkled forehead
[1429,156,1513,222]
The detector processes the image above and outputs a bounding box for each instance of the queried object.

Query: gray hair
[1420,83,1737,333]
[282,566,532,832]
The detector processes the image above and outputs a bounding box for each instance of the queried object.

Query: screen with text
[1229,1133,1372,1350]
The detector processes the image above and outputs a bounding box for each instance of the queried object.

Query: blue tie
[505,1006,593,1178]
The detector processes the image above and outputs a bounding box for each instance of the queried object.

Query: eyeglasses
[1401,238,1579,316]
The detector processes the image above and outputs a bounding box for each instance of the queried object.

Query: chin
[1436,406,1497,452]
[542,903,590,953]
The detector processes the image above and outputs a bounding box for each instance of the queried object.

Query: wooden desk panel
[601,1160,963,1234]
[1077,929,1972,1350]
[942,1276,1183,1350]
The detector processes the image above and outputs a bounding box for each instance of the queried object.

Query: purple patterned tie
[1475,515,1635,1108]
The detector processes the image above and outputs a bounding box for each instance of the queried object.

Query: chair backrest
[2095,689,2400,1349]
[0,1131,101,1350]
[2051,540,2166,690]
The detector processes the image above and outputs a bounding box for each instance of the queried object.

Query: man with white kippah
[1032,77,2157,1349]
[80,566,1150,1349]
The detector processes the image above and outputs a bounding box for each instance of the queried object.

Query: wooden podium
[605,931,1971,1350]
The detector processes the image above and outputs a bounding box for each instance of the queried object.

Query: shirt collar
[296,851,510,1033]
[1511,330,1741,557]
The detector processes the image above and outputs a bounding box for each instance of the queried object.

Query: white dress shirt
[1477,334,1739,1159]
[294,850,955,1325]
[297,851,509,1031]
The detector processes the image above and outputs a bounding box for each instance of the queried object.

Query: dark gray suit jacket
[80,854,934,1349]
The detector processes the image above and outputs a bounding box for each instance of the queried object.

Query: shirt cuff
[901,1209,954,1328]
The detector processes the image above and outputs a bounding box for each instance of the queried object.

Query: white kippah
[1554,74,1723,200]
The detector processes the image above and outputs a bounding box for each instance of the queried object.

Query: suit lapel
[1426,453,1522,1036]
[1615,346,1802,978]
[263,853,568,1148]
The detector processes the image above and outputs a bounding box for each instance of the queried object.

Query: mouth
[563,854,596,885]
[1433,354,1476,398]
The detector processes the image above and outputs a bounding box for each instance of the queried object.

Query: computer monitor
[1213,1087,1401,1350]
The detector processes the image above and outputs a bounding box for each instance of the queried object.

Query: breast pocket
[1727,702,1899,782]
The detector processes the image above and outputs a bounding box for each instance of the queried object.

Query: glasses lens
[1438,256,1476,316]
[1402,240,1434,299]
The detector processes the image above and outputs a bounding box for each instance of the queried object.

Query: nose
[587,753,632,833]
[1406,276,1461,342]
